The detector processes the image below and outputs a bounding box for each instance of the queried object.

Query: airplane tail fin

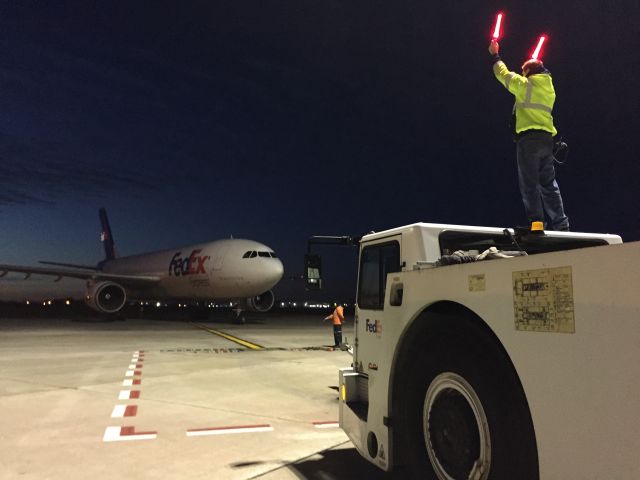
[99,208,117,260]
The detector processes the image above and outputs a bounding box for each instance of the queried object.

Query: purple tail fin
[99,208,117,260]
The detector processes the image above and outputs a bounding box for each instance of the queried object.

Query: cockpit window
[244,250,273,259]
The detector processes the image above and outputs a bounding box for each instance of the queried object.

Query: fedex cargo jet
[0,209,284,317]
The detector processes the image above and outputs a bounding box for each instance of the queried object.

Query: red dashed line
[111,405,138,418]
[124,405,137,417]
[104,351,155,442]
[103,426,157,442]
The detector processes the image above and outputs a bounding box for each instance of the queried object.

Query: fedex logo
[365,319,382,334]
[169,250,210,276]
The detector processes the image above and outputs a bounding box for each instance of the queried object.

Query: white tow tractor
[305,223,640,479]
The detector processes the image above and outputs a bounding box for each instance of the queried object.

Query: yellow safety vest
[493,61,558,136]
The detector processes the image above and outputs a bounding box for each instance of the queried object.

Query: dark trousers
[516,131,569,231]
[333,325,342,347]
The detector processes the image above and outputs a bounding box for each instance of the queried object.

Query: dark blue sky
[1,1,638,301]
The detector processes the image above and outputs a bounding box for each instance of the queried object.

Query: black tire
[396,314,538,480]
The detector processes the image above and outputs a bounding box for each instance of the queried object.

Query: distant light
[26,301,30,305]
[66,300,71,305]
[531,35,546,60]
[292,302,297,307]
[47,300,52,305]
[156,302,161,308]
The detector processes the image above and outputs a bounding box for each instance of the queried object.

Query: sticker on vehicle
[468,274,486,292]
[513,266,575,333]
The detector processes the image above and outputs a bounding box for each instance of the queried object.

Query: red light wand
[531,35,547,60]
[492,13,504,41]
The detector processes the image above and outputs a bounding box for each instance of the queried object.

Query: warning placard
[513,266,575,333]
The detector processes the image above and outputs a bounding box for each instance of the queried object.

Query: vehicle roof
[360,222,622,244]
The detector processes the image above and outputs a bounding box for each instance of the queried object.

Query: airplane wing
[0,264,161,286]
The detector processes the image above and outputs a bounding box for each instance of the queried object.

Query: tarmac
[0,311,392,480]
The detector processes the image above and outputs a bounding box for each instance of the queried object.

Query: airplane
[0,208,284,319]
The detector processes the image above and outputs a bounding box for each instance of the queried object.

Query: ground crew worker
[489,40,570,231]
[324,305,344,347]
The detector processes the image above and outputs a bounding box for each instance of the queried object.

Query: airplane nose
[271,258,284,284]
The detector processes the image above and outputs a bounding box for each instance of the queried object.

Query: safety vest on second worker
[493,61,557,136]
[332,305,344,326]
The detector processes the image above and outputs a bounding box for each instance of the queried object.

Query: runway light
[491,12,504,40]
[531,35,546,60]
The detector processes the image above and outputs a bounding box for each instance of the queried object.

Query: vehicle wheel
[396,316,538,480]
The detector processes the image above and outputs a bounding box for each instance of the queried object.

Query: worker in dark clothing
[489,40,570,231]
[324,305,344,348]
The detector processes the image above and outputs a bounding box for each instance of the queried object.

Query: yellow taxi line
[192,324,264,350]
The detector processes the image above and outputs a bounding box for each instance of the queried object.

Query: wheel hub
[423,372,491,480]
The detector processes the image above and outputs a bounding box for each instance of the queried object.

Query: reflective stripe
[515,102,553,113]
[505,72,515,90]
[525,82,533,103]
[517,80,552,112]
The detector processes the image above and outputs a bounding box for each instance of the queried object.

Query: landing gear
[234,307,246,324]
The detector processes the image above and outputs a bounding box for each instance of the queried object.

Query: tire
[396,314,538,480]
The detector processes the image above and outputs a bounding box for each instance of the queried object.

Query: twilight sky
[1,1,638,301]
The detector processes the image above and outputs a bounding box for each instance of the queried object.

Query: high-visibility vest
[332,306,344,326]
[493,61,557,136]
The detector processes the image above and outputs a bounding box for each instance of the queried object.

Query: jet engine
[85,281,127,313]
[243,290,275,312]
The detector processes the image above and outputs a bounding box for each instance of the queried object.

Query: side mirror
[304,254,322,290]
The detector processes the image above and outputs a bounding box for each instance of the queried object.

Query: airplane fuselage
[100,238,283,301]
[0,209,284,314]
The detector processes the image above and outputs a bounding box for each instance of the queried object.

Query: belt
[517,129,553,140]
